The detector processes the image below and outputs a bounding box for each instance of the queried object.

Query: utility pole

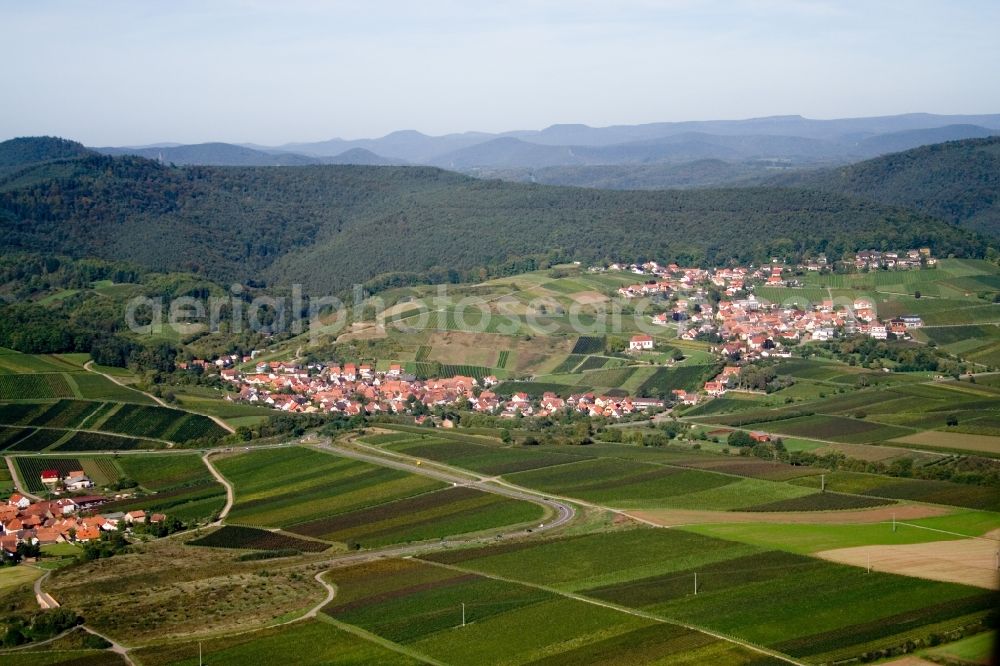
[820,474,825,492]
[199,641,202,666]
[867,552,871,574]
[694,572,698,595]
[462,602,466,627]
[892,513,896,532]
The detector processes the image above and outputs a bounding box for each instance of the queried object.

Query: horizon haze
[2,1,999,145]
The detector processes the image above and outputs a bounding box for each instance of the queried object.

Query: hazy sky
[2,0,998,145]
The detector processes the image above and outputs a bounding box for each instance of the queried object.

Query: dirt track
[815,529,1000,590]
[627,504,951,526]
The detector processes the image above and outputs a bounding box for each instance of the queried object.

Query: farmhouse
[629,334,655,350]
[64,471,94,490]
[40,469,60,485]
[704,381,726,397]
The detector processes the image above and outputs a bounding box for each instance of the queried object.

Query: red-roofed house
[629,334,654,350]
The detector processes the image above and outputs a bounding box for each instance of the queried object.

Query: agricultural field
[635,364,716,396]
[377,434,581,475]
[13,455,118,492]
[100,453,228,522]
[216,446,545,547]
[99,403,227,443]
[0,350,236,451]
[131,619,423,666]
[506,458,817,510]
[423,528,997,664]
[0,399,224,448]
[678,519,987,555]
[0,373,74,400]
[323,557,775,665]
[0,563,42,595]
[790,471,1000,511]
[685,365,1000,457]
[921,630,997,665]
[188,525,330,552]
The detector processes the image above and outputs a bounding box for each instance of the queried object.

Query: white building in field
[629,334,654,350]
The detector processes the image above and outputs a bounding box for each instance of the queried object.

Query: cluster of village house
[215,360,666,420]
[183,252,932,423]
[1,487,160,557]
[607,256,924,346]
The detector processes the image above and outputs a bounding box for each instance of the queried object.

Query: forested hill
[770,137,1000,237]
[0,137,988,295]
[0,136,92,175]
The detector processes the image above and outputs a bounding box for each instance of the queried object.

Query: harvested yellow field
[890,430,1000,455]
[815,530,1000,590]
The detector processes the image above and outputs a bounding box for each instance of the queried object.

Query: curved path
[84,360,168,407]
[201,451,235,524]
[83,361,235,434]
[34,569,59,609]
[303,571,337,620]
[82,626,134,665]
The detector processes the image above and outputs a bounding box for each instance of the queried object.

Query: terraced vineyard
[15,456,120,492]
[636,364,716,396]
[216,447,544,548]
[571,336,605,354]
[0,373,74,400]
[99,454,227,522]
[100,404,226,442]
[0,398,225,448]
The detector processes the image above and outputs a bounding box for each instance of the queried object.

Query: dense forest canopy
[770,137,1000,237]
[0,137,991,296]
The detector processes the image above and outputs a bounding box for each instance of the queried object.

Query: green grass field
[922,629,997,664]
[678,521,970,554]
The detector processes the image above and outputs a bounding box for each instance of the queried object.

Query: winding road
[201,451,235,524]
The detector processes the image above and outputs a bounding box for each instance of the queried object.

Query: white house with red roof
[629,334,654,350]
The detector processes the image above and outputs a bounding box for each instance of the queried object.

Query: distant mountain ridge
[85,113,1000,172]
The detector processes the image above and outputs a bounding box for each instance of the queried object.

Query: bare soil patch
[570,291,608,305]
[815,532,1000,590]
[891,430,1000,455]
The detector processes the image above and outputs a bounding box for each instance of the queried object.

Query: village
[2,479,163,561]
[611,249,927,346]
[183,249,934,426]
